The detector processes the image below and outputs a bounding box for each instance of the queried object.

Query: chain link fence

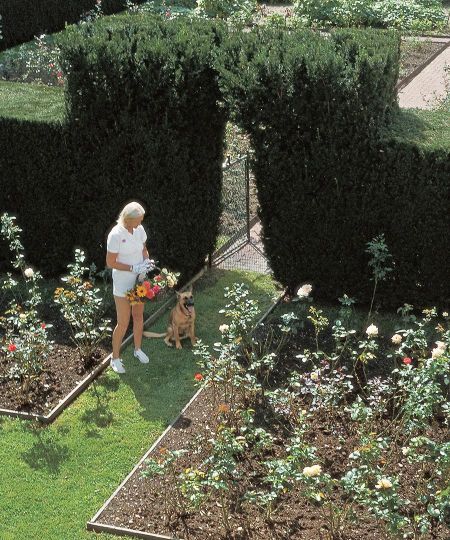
[210,155,270,274]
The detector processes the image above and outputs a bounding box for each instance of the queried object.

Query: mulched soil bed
[0,294,112,415]
[0,343,108,415]
[97,384,448,539]
[96,322,449,539]
[399,39,446,80]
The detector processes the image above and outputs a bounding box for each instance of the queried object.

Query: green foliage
[0,15,229,280]
[294,0,447,31]
[223,25,448,308]
[158,273,450,536]
[53,249,112,363]
[0,0,148,51]
[196,0,257,24]
[0,213,53,390]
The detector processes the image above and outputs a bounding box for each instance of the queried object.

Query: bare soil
[0,343,107,414]
[96,322,449,539]
[399,39,446,81]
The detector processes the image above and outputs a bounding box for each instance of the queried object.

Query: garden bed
[0,263,204,423]
[88,288,450,540]
[398,38,450,87]
[90,387,448,539]
[0,288,175,422]
[0,343,108,416]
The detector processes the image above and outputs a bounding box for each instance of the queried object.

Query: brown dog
[143,288,196,349]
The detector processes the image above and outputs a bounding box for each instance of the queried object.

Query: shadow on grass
[80,380,115,433]
[119,269,277,425]
[119,348,198,425]
[383,108,428,144]
[21,423,70,475]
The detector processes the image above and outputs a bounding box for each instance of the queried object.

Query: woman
[106,201,153,373]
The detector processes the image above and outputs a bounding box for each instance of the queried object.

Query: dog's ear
[176,290,182,298]
[185,285,193,293]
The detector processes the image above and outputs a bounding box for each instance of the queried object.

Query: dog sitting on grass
[143,288,196,349]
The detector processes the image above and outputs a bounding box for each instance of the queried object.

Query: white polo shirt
[107,224,147,266]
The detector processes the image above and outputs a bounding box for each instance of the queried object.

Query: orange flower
[194,373,203,381]
[218,403,230,414]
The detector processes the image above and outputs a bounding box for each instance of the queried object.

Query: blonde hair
[117,201,145,227]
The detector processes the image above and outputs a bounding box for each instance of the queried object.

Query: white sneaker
[110,358,126,373]
[134,348,149,364]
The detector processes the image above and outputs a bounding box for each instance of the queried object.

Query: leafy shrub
[0,213,53,392]
[196,0,257,24]
[0,15,229,282]
[294,0,447,31]
[223,25,449,308]
[0,0,149,51]
[53,249,111,365]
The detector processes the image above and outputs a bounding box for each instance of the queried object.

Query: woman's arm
[142,244,149,260]
[106,251,134,272]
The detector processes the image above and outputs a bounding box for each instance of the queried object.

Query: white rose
[366,324,378,338]
[431,341,446,358]
[297,284,313,299]
[219,324,229,333]
[310,371,320,381]
[303,464,322,477]
[391,334,402,345]
[442,312,448,318]
[375,478,392,490]
[24,268,34,278]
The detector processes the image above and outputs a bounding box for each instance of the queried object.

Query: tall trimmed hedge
[224,27,449,307]
[0,0,148,51]
[0,15,229,280]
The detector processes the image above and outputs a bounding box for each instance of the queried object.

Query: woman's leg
[112,296,131,359]
[131,301,145,350]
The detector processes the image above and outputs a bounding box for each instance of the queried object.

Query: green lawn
[0,81,65,123]
[383,107,450,151]
[0,268,277,540]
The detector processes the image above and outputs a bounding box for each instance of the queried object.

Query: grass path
[0,81,65,123]
[0,269,277,540]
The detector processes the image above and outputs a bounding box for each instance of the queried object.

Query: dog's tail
[143,331,166,338]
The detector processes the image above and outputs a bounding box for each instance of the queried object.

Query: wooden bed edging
[396,39,450,92]
[86,288,287,540]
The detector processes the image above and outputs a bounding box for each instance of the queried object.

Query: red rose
[143,281,151,290]
[152,285,161,294]
[146,289,155,300]
[194,373,203,381]
[402,357,412,365]
[8,343,16,352]
[41,323,46,329]
[154,275,163,282]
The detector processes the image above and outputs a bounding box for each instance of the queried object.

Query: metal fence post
[245,153,250,243]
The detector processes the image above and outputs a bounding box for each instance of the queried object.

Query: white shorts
[112,269,137,298]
